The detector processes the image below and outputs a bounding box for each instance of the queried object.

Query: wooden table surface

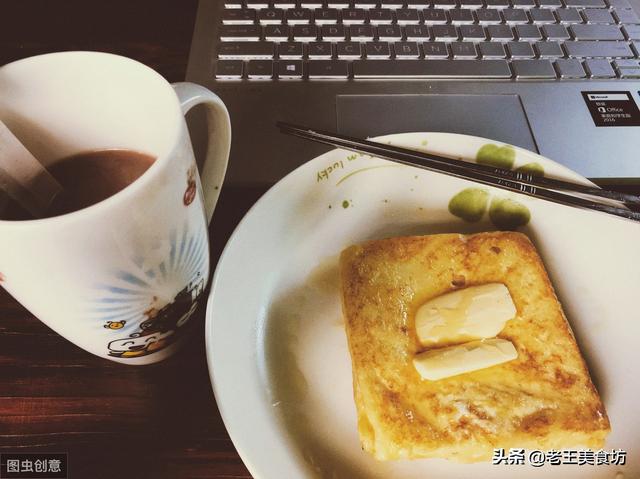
[1,1,256,478]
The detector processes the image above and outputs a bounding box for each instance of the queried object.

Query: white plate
[206,133,640,479]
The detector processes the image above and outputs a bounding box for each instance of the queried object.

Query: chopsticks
[277,122,640,224]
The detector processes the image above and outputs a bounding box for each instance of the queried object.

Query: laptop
[185,0,640,186]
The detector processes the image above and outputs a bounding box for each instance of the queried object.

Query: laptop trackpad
[336,94,538,152]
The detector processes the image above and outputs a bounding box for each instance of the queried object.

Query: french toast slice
[339,232,610,462]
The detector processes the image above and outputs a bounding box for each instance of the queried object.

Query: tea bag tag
[0,120,63,218]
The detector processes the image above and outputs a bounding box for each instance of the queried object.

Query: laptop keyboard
[215,1,640,79]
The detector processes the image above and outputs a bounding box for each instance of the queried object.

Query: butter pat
[413,338,518,381]
[415,283,516,346]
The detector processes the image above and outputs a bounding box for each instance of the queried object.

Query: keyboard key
[423,41,451,57]
[342,8,367,23]
[215,60,244,79]
[354,0,378,7]
[406,0,431,6]
[352,59,513,78]
[584,58,616,76]
[278,60,304,78]
[582,8,615,23]
[382,0,406,8]
[564,0,605,6]
[460,24,487,39]
[246,0,269,7]
[451,41,478,57]
[479,41,507,57]
[623,25,640,40]
[314,8,339,24]
[222,9,257,25]
[378,24,404,40]
[434,0,458,8]
[432,24,459,39]
[326,1,350,6]
[337,41,363,58]
[308,41,333,58]
[476,9,503,23]
[563,40,634,57]
[613,59,640,77]
[488,24,515,39]
[365,41,393,58]
[570,24,625,39]
[530,8,556,23]
[450,9,475,23]
[369,9,395,23]
[433,0,457,7]
[286,9,313,24]
[220,25,261,41]
[556,8,583,23]
[516,24,542,39]
[542,24,570,39]
[502,9,530,23]
[278,42,304,58]
[508,41,536,57]
[617,68,640,77]
[613,8,640,24]
[350,24,375,40]
[219,41,275,59]
[293,24,319,40]
[422,9,449,24]
[512,0,536,6]
[394,41,421,58]
[613,58,640,67]
[606,0,631,7]
[405,24,431,39]
[308,60,350,78]
[485,0,511,7]
[613,60,640,78]
[512,59,557,77]
[460,0,484,7]
[224,1,243,7]
[264,24,290,40]
[259,9,284,24]
[274,0,296,6]
[555,58,587,77]
[321,24,347,40]
[247,60,274,79]
[537,0,562,6]
[535,40,564,56]
[396,9,422,24]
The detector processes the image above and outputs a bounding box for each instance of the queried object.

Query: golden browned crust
[340,232,610,462]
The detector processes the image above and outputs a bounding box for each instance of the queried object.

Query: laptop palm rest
[336,94,538,153]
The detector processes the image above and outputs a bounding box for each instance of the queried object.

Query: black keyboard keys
[219,42,275,59]
[308,60,350,78]
[279,42,304,59]
[366,42,392,58]
[215,60,244,79]
[247,60,274,79]
[278,60,304,79]
[337,42,363,59]
[222,9,256,25]
[309,42,333,58]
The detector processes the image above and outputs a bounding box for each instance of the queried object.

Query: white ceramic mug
[0,52,230,364]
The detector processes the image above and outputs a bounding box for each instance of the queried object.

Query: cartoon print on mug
[104,320,126,330]
[183,164,197,206]
[92,221,208,358]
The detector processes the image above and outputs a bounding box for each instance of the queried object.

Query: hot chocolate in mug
[0,52,231,364]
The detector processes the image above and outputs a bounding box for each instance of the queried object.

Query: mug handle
[172,82,231,224]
